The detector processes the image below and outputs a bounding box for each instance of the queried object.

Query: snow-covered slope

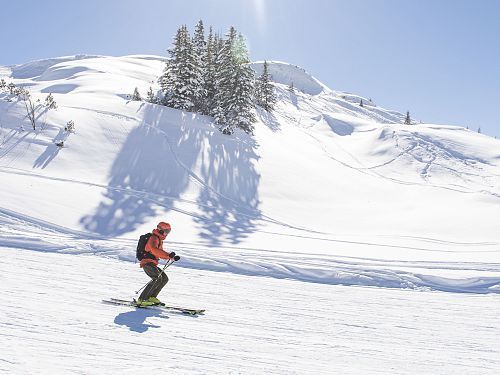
[1,54,500,374]
[2,247,499,374]
[1,55,499,293]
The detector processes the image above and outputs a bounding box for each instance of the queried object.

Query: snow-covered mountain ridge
[1,54,499,294]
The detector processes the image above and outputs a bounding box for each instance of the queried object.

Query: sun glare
[253,0,266,31]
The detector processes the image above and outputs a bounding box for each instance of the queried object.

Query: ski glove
[169,252,180,261]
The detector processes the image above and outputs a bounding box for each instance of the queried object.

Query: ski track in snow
[0,163,315,237]
[273,87,500,201]
[0,248,499,374]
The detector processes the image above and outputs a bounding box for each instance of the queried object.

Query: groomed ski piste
[0,55,499,374]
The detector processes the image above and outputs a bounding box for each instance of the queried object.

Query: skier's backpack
[136,233,155,261]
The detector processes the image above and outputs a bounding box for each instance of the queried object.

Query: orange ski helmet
[157,221,171,235]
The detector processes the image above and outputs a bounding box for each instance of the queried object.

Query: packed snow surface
[0,55,499,374]
[1,248,499,374]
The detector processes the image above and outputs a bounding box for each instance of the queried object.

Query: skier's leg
[139,264,162,301]
[151,268,169,298]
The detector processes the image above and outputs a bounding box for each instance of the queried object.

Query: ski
[103,298,204,315]
[103,298,205,315]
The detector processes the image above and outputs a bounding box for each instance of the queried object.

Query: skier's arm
[146,236,170,259]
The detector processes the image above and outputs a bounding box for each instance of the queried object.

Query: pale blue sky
[1,0,499,136]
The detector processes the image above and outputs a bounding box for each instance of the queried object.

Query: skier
[136,221,179,307]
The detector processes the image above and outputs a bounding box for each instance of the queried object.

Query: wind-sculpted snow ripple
[1,214,499,294]
[175,254,500,294]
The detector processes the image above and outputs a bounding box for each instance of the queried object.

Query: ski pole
[135,259,174,295]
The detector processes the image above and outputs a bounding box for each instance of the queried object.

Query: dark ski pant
[139,263,169,301]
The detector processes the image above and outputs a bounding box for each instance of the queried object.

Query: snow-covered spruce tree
[159,28,179,105]
[212,29,235,129]
[255,60,277,112]
[132,87,141,101]
[44,93,57,110]
[228,33,257,133]
[404,111,411,125]
[360,99,364,107]
[214,28,256,134]
[159,25,199,111]
[287,81,295,93]
[146,86,157,104]
[7,82,17,95]
[192,20,207,113]
[203,26,217,115]
[65,120,76,133]
[211,34,226,120]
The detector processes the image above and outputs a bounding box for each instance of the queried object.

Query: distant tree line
[139,20,276,135]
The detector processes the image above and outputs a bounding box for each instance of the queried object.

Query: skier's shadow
[114,308,168,333]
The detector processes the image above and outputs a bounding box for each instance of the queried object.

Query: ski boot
[135,298,155,307]
[148,297,165,306]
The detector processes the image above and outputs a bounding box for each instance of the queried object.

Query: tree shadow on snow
[114,309,167,333]
[80,106,262,245]
[80,120,188,235]
[194,127,261,245]
[257,108,281,132]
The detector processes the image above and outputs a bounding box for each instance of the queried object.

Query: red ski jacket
[140,229,170,268]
